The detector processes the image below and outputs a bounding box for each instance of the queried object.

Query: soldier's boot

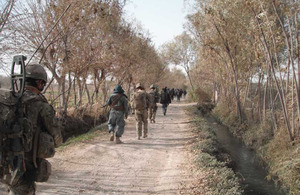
[143,133,147,138]
[109,131,114,141]
[115,137,123,144]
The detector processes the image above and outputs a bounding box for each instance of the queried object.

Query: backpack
[109,94,125,111]
[154,91,160,103]
[134,91,147,110]
[0,88,31,185]
[0,55,54,185]
[160,91,169,104]
[148,91,156,108]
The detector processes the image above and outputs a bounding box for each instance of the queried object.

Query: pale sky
[124,0,189,48]
[0,1,191,75]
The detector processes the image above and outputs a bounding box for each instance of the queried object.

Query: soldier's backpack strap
[110,94,125,111]
[110,94,122,106]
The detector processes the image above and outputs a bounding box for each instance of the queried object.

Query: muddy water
[213,121,285,195]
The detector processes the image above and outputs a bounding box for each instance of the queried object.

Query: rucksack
[160,91,169,104]
[0,88,31,185]
[0,55,53,185]
[148,91,156,108]
[134,91,147,110]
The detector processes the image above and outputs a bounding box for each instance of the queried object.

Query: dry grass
[213,102,298,194]
[263,129,300,194]
[186,107,244,195]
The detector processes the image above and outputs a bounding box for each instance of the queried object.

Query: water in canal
[213,121,286,195]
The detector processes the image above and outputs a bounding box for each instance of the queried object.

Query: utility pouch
[35,159,51,182]
[38,132,55,158]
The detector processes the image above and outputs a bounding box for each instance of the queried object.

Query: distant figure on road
[183,89,187,99]
[160,87,171,116]
[148,84,160,123]
[106,84,128,144]
[133,83,150,139]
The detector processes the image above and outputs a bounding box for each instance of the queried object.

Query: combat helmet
[25,64,47,83]
[136,83,144,90]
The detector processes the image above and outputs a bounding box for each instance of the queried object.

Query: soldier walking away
[133,83,150,139]
[148,84,159,123]
[183,89,187,99]
[4,64,63,195]
[160,87,171,116]
[106,85,128,144]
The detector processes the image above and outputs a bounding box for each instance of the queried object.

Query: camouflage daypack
[148,91,156,108]
[0,56,31,185]
[0,56,56,185]
[0,89,33,185]
[134,91,148,110]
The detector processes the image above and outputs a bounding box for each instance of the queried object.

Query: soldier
[160,87,171,116]
[106,84,128,144]
[183,89,187,99]
[133,83,150,139]
[148,84,159,123]
[7,64,63,195]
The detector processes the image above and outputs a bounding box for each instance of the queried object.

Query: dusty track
[1,101,197,195]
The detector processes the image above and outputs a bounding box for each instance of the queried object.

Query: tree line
[166,0,300,142]
[1,0,175,115]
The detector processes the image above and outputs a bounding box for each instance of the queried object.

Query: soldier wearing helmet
[25,64,48,92]
[132,83,150,139]
[7,64,63,195]
[148,84,160,123]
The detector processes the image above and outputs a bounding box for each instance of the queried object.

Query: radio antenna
[26,3,71,65]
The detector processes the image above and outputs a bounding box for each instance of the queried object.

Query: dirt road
[1,101,197,195]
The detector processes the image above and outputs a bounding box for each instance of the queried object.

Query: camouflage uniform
[8,64,62,195]
[133,83,150,139]
[106,85,128,144]
[148,84,159,123]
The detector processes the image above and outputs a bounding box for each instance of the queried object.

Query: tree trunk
[184,63,194,91]
[252,6,293,141]
[73,72,77,106]
[63,71,72,115]
[77,77,83,106]
[85,80,91,105]
[272,1,300,135]
[213,23,243,123]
